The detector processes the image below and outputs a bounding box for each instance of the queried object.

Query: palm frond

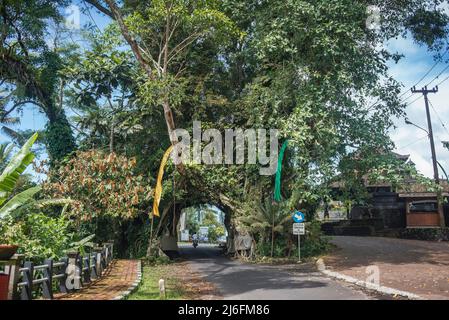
[1,126,25,145]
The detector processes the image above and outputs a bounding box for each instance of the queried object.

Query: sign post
[292,211,305,263]
[298,227,300,262]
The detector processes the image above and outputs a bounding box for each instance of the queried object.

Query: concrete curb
[112,260,143,300]
[315,258,423,300]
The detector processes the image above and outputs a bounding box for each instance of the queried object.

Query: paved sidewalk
[324,236,449,299]
[56,259,140,300]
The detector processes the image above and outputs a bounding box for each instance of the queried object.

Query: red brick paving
[56,259,140,300]
[324,236,449,299]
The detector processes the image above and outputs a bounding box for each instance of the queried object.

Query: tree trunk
[0,49,76,164]
[45,109,76,165]
[104,0,184,173]
[109,116,115,153]
[271,213,275,257]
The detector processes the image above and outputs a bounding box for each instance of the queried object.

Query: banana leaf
[0,186,41,219]
[0,133,38,205]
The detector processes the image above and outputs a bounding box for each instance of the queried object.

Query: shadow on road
[178,243,369,300]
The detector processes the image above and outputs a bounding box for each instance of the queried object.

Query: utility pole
[411,85,446,227]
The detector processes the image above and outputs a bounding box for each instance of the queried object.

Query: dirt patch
[172,261,222,300]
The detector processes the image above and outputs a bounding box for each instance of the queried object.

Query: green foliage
[66,234,96,256]
[199,209,225,242]
[300,221,330,257]
[184,207,200,235]
[43,150,152,221]
[62,0,449,260]
[0,143,14,170]
[0,212,73,261]
[0,134,45,222]
[0,133,38,204]
[0,0,76,163]
[208,225,225,242]
[238,195,290,237]
[0,132,79,263]
[0,186,41,219]
[44,117,76,165]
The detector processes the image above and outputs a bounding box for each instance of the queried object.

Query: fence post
[76,255,84,288]
[59,257,68,293]
[93,247,103,276]
[83,256,90,284]
[4,254,24,300]
[66,251,81,291]
[103,244,109,267]
[90,254,98,279]
[42,259,53,299]
[107,240,114,263]
[21,261,33,300]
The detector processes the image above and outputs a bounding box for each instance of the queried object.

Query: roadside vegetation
[129,260,219,300]
[1,0,448,268]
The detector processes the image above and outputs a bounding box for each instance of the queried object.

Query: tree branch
[1,100,44,122]
[84,0,113,18]
[103,0,154,78]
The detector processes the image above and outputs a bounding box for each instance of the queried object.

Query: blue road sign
[292,211,305,223]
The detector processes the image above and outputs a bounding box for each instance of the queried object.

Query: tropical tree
[0,0,76,164]
[238,194,291,257]
[63,26,142,153]
[77,0,449,257]
[85,0,241,152]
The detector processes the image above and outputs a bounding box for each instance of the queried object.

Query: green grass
[128,263,188,300]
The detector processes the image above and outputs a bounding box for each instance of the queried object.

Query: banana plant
[0,133,42,219]
[0,133,38,205]
[66,234,96,256]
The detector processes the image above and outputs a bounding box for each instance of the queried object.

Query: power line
[411,47,449,90]
[428,98,449,138]
[435,73,449,87]
[396,134,429,151]
[398,65,449,109]
[368,47,449,110]
[404,95,422,107]
[424,63,449,87]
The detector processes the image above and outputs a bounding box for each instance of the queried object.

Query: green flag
[274,140,289,202]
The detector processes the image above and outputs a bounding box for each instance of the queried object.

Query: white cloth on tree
[234,235,253,251]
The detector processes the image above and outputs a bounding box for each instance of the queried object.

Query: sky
[2,4,449,179]
[387,37,449,179]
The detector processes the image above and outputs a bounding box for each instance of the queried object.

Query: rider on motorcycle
[192,233,199,248]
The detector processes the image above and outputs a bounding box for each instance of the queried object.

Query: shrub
[300,220,331,257]
[43,150,152,221]
[0,213,74,262]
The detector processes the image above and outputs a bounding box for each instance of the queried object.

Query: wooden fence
[0,241,114,300]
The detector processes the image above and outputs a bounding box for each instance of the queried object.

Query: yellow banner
[152,145,174,217]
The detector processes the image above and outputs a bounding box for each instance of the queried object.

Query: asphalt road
[179,244,374,300]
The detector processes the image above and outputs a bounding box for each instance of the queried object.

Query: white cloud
[387,36,449,178]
